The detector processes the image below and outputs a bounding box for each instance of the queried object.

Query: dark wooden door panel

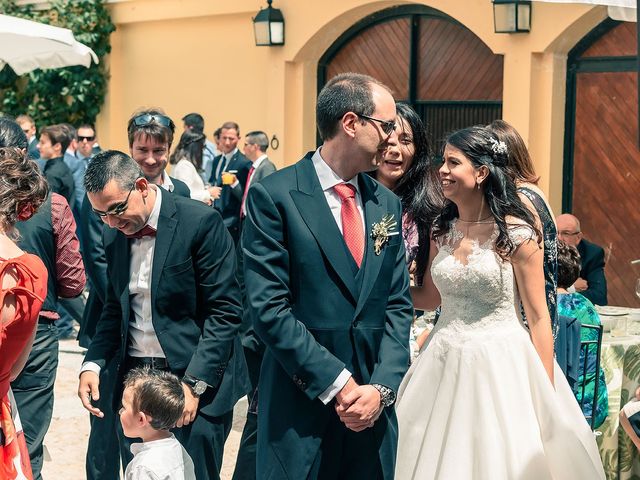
[573,70,640,306]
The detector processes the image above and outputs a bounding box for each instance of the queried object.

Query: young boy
[120,368,196,480]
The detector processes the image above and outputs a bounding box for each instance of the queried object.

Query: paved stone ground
[40,339,245,479]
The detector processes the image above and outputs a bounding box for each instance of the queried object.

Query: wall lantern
[253,0,285,46]
[493,0,532,33]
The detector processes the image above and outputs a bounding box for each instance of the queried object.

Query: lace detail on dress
[428,219,525,358]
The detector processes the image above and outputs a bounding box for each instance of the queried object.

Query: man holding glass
[208,121,252,244]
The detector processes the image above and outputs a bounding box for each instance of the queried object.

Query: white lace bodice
[430,219,535,341]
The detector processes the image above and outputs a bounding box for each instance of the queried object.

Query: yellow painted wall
[98,0,611,212]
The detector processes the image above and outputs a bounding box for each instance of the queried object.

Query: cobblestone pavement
[40,339,245,479]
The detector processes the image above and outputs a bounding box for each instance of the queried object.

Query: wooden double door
[318,5,504,152]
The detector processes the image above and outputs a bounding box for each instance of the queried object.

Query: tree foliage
[0,0,115,127]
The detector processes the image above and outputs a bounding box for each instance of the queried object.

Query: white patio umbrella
[0,13,98,75]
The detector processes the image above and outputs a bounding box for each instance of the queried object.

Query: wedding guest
[37,124,75,208]
[556,213,608,306]
[169,130,212,204]
[399,126,604,479]
[0,147,48,479]
[120,368,195,480]
[16,114,40,161]
[557,241,608,428]
[243,72,413,480]
[78,151,248,480]
[373,102,442,276]
[182,113,218,183]
[489,119,558,334]
[1,117,86,480]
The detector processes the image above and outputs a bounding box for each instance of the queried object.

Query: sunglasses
[92,181,137,218]
[77,135,95,142]
[132,114,174,128]
[357,114,396,135]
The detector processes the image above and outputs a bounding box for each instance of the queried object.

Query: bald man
[556,214,608,305]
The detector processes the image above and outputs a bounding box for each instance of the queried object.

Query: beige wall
[98,0,611,211]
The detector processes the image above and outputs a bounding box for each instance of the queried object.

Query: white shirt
[171,159,211,203]
[160,172,175,192]
[213,148,237,182]
[126,434,196,480]
[128,186,163,358]
[240,154,268,213]
[311,148,364,404]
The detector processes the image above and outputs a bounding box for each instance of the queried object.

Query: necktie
[216,155,228,185]
[240,166,255,218]
[333,183,364,267]
[126,225,157,240]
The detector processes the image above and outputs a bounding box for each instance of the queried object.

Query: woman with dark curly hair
[395,126,604,479]
[373,102,442,276]
[0,146,48,479]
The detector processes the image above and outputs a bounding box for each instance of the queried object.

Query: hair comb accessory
[490,138,508,156]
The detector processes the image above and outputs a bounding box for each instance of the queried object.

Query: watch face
[194,381,207,395]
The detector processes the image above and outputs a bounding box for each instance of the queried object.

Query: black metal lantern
[253,0,285,46]
[493,0,532,33]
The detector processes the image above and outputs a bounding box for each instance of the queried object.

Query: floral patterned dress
[518,187,558,339]
[557,292,609,428]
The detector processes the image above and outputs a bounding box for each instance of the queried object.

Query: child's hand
[635,386,640,400]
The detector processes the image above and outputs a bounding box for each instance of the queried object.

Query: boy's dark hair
[123,367,185,431]
[557,241,582,289]
[182,113,205,133]
[41,124,72,153]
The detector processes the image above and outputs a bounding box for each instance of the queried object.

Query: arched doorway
[564,20,639,307]
[317,5,504,150]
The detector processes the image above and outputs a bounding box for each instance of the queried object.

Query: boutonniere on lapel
[371,214,399,255]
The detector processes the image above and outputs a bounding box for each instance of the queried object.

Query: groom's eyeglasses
[357,114,396,135]
[92,181,138,218]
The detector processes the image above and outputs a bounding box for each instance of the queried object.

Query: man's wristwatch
[182,375,207,397]
[371,384,396,408]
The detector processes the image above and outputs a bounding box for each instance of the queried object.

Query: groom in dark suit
[78,150,249,480]
[242,73,413,479]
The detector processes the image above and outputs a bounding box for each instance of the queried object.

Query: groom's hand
[335,385,382,432]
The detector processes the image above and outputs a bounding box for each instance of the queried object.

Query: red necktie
[333,183,364,267]
[240,166,255,218]
[126,225,157,240]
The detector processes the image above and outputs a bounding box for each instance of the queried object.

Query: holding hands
[334,377,383,432]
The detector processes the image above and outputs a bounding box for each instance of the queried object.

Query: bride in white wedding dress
[395,126,604,480]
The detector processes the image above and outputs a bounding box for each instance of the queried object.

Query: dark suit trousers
[117,359,234,480]
[86,357,121,480]
[232,348,261,480]
[11,322,59,480]
[307,411,383,480]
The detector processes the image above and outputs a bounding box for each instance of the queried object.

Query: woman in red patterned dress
[0,147,48,479]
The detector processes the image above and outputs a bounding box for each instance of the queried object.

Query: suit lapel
[290,156,358,303]
[151,189,178,304]
[104,228,131,333]
[354,175,388,318]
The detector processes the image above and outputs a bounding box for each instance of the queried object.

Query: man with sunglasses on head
[78,150,249,480]
[242,73,413,480]
[78,109,192,480]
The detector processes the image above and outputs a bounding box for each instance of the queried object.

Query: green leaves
[0,0,115,126]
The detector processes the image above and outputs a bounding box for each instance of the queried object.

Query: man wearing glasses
[79,109,192,480]
[78,151,249,480]
[557,213,608,305]
[242,73,413,479]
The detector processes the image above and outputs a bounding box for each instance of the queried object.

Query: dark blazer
[577,239,608,306]
[28,137,40,160]
[84,189,250,416]
[43,156,75,209]
[251,156,277,184]
[242,153,413,480]
[170,176,191,199]
[78,182,191,348]
[208,150,252,237]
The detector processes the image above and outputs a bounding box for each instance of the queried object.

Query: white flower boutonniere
[371,214,398,255]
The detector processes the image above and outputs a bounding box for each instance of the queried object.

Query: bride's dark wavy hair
[431,126,541,260]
